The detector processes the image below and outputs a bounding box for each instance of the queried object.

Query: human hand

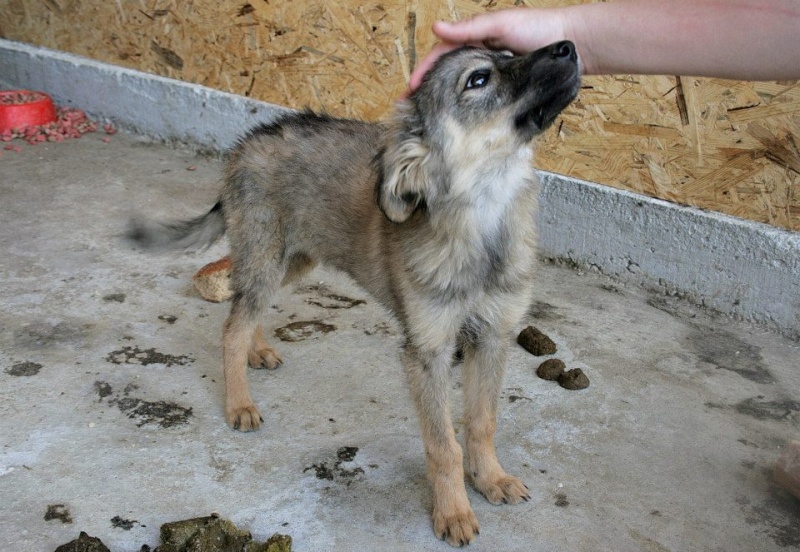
[407,8,569,93]
[405,0,800,94]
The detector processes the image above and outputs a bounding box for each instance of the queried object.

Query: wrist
[559,5,597,75]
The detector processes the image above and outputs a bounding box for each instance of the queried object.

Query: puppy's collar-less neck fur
[384,111,535,296]
[439,115,533,215]
[376,99,534,227]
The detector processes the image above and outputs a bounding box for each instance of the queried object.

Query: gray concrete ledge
[0,38,288,150]
[2,38,798,339]
[539,174,800,339]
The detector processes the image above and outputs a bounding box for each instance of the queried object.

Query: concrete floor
[1,131,799,552]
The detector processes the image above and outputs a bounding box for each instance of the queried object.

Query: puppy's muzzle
[510,41,581,138]
[549,40,578,64]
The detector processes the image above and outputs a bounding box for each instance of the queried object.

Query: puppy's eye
[465,70,490,90]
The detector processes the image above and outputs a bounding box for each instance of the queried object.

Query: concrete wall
[538,174,799,338]
[2,38,798,339]
[0,38,288,150]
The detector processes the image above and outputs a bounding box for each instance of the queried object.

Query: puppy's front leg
[463,326,530,505]
[404,345,479,547]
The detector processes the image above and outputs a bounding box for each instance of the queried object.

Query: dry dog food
[0,106,102,145]
[1,91,48,105]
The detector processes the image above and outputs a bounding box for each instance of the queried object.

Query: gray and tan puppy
[130,41,580,546]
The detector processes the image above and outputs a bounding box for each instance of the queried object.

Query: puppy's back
[222,111,395,297]
[228,111,381,213]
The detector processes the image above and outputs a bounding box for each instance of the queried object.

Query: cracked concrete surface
[1,131,799,551]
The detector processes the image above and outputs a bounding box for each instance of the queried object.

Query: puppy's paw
[226,404,263,431]
[472,472,530,505]
[248,346,283,370]
[433,506,480,547]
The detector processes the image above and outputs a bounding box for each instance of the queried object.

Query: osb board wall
[1,0,798,231]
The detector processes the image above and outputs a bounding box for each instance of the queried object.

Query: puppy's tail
[127,201,226,251]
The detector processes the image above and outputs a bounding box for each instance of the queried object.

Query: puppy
[130,41,580,546]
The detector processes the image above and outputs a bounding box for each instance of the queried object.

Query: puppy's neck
[437,117,534,232]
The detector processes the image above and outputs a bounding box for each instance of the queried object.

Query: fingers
[431,15,504,47]
[405,10,517,96]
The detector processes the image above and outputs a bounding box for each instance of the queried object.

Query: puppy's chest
[452,146,533,224]
[452,155,534,266]
[430,211,520,286]
[414,175,535,292]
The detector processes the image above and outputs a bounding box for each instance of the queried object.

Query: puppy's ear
[376,100,431,223]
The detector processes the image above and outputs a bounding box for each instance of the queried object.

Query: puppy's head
[377,42,581,223]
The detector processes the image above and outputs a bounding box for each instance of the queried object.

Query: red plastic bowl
[0,90,57,132]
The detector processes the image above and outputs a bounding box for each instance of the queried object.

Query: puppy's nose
[550,41,576,62]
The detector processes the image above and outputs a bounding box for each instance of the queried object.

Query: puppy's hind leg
[462,317,531,506]
[224,289,271,431]
[247,254,316,370]
[248,324,283,370]
[223,243,289,431]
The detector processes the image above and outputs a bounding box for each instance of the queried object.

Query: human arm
[407,0,800,91]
